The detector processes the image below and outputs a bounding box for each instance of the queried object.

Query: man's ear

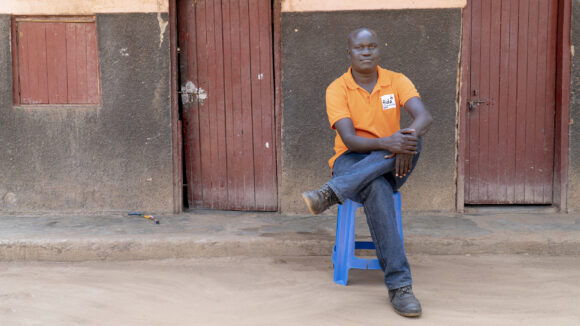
[346,48,351,60]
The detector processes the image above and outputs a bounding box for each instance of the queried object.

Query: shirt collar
[344,66,391,90]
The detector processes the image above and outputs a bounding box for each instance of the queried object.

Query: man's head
[347,28,380,74]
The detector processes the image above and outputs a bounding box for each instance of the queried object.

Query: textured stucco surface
[570,0,580,212]
[280,9,461,214]
[0,14,174,214]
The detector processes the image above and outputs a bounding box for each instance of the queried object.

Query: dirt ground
[1,255,579,326]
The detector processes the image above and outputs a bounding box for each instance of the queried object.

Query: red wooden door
[177,0,277,211]
[464,0,558,204]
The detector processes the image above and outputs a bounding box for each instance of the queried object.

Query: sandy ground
[1,255,579,326]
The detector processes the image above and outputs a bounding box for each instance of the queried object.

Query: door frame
[457,0,572,212]
[170,0,183,213]
[169,0,283,212]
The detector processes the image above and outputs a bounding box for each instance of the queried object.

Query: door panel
[178,0,277,211]
[464,0,557,204]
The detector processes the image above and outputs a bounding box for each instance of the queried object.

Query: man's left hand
[396,153,414,178]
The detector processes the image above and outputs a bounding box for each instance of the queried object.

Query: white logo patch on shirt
[381,94,396,110]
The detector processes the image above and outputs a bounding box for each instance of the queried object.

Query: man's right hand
[381,128,418,155]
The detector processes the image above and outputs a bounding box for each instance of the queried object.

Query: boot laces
[397,286,413,296]
[320,185,338,204]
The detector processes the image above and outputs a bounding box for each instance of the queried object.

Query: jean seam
[363,201,388,274]
[327,182,345,204]
[389,281,413,291]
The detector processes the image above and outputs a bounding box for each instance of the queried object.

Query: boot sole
[394,310,421,318]
[301,192,320,215]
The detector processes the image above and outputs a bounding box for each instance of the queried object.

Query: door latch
[179,81,208,106]
[468,99,487,110]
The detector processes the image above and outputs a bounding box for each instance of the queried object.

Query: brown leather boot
[301,184,339,215]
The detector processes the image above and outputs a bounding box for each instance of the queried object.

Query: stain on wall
[569,0,580,212]
[280,9,462,214]
[0,14,174,214]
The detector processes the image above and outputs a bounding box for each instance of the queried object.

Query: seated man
[302,27,432,318]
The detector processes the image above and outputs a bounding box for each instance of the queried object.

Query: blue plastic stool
[331,191,403,286]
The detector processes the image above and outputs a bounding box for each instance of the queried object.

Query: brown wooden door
[463,0,558,204]
[177,0,277,211]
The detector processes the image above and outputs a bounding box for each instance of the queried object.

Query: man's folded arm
[334,118,419,155]
[403,97,433,137]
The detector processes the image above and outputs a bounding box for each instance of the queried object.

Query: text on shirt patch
[381,94,396,110]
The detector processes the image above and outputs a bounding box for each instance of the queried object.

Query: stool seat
[331,191,403,286]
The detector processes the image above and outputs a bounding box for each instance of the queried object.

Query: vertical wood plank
[66,23,79,104]
[16,22,30,104]
[212,0,228,209]
[222,0,237,209]
[543,0,558,203]
[20,22,49,104]
[533,0,549,203]
[524,0,539,202]
[204,0,219,208]
[77,24,89,104]
[239,0,257,209]
[487,0,501,202]
[249,0,264,210]
[228,0,245,209]
[257,0,277,210]
[196,0,213,208]
[505,0,520,203]
[85,22,101,104]
[497,0,511,202]
[514,0,529,202]
[478,0,491,202]
[553,0,571,210]
[45,23,68,104]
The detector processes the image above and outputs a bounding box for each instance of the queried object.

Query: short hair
[347,27,378,48]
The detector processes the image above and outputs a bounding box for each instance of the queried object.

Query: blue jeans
[327,140,421,290]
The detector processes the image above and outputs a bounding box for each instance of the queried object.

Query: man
[302,27,432,318]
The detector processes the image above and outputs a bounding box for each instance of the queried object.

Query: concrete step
[1,209,579,261]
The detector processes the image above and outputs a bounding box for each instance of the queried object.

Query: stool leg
[393,191,404,251]
[333,200,357,286]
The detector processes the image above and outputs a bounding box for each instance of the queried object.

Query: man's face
[347,30,379,74]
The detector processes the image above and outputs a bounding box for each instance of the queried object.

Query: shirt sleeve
[395,74,420,108]
[326,81,350,129]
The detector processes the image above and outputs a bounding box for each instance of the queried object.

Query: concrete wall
[280,9,462,214]
[570,0,580,212]
[0,13,174,214]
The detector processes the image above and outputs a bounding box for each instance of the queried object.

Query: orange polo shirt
[326,66,420,169]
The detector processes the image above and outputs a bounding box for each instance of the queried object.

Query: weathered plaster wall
[0,0,168,14]
[0,14,174,214]
[280,9,462,214]
[570,0,580,212]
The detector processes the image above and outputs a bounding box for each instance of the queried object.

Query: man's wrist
[378,137,392,152]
